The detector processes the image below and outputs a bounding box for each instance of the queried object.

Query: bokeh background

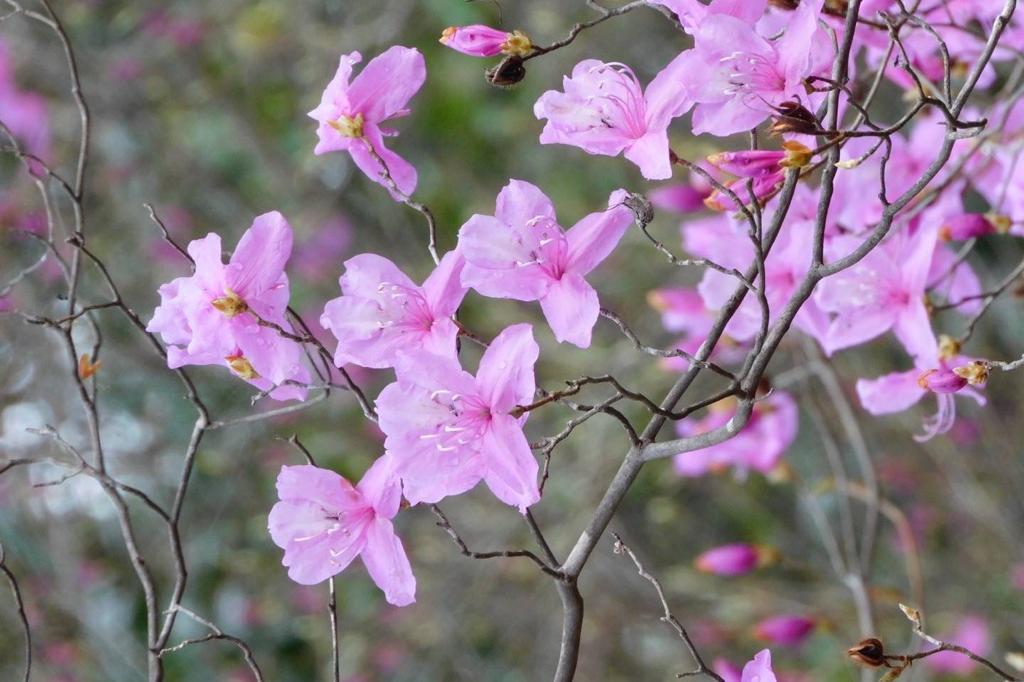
[2,1,1024,680]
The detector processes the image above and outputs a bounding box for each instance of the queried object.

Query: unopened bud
[440,25,533,58]
[695,543,760,576]
[939,213,997,241]
[937,334,961,361]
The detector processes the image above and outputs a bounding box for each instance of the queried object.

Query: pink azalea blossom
[816,225,939,362]
[684,212,829,344]
[534,56,692,179]
[669,1,832,137]
[925,616,991,675]
[754,615,816,647]
[147,211,310,401]
[741,649,777,682]
[457,180,635,348]
[376,324,540,512]
[673,392,797,478]
[439,25,532,57]
[320,250,466,369]
[648,287,746,370]
[648,0,767,35]
[309,47,425,199]
[695,543,760,576]
[267,457,416,606]
[856,338,987,441]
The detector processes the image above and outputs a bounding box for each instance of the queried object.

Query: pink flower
[0,38,51,175]
[816,225,939,362]
[147,211,310,401]
[320,251,466,369]
[649,0,768,35]
[754,616,815,647]
[741,649,777,682]
[376,324,540,512]
[925,616,991,675]
[309,47,425,199]
[534,56,692,179]
[267,457,416,606]
[457,180,635,348]
[857,350,987,442]
[940,213,1001,241]
[695,543,760,576]
[671,1,832,137]
[673,392,797,478]
[648,287,747,370]
[439,25,532,57]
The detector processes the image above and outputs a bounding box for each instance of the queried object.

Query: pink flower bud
[705,173,784,211]
[695,543,760,576]
[707,149,786,178]
[939,213,996,241]
[439,25,532,57]
[917,368,968,394]
[706,142,811,178]
[754,615,816,646]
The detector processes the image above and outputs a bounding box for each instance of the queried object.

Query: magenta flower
[320,250,466,369]
[671,1,831,137]
[673,392,797,478]
[439,25,532,57]
[267,457,416,606]
[741,649,777,682]
[376,324,540,512]
[816,225,939,362]
[147,211,310,401]
[695,543,760,577]
[534,56,692,179]
[755,615,816,647]
[939,212,1002,241]
[458,180,634,348]
[309,47,425,199]
[0,38,51,175]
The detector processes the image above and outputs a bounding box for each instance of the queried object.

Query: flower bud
[704,173,784,211]
[937,334,961,361]
[847,638,886,668]
[939,213,997,241]
[694,543,760,576]
[917,368,968,394]
[754,615,816,646]
[706,149,786,178]
[440,25,532,58]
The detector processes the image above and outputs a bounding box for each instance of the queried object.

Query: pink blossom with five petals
[309,47,425,199]
[147,211,310,401]
[267,456,416,605]
[320,250,466,369]
[376,324,541,512]
[458,180,635,348]
[534,56,692,179]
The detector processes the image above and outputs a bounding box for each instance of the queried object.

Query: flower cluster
[137,2,1016,666]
